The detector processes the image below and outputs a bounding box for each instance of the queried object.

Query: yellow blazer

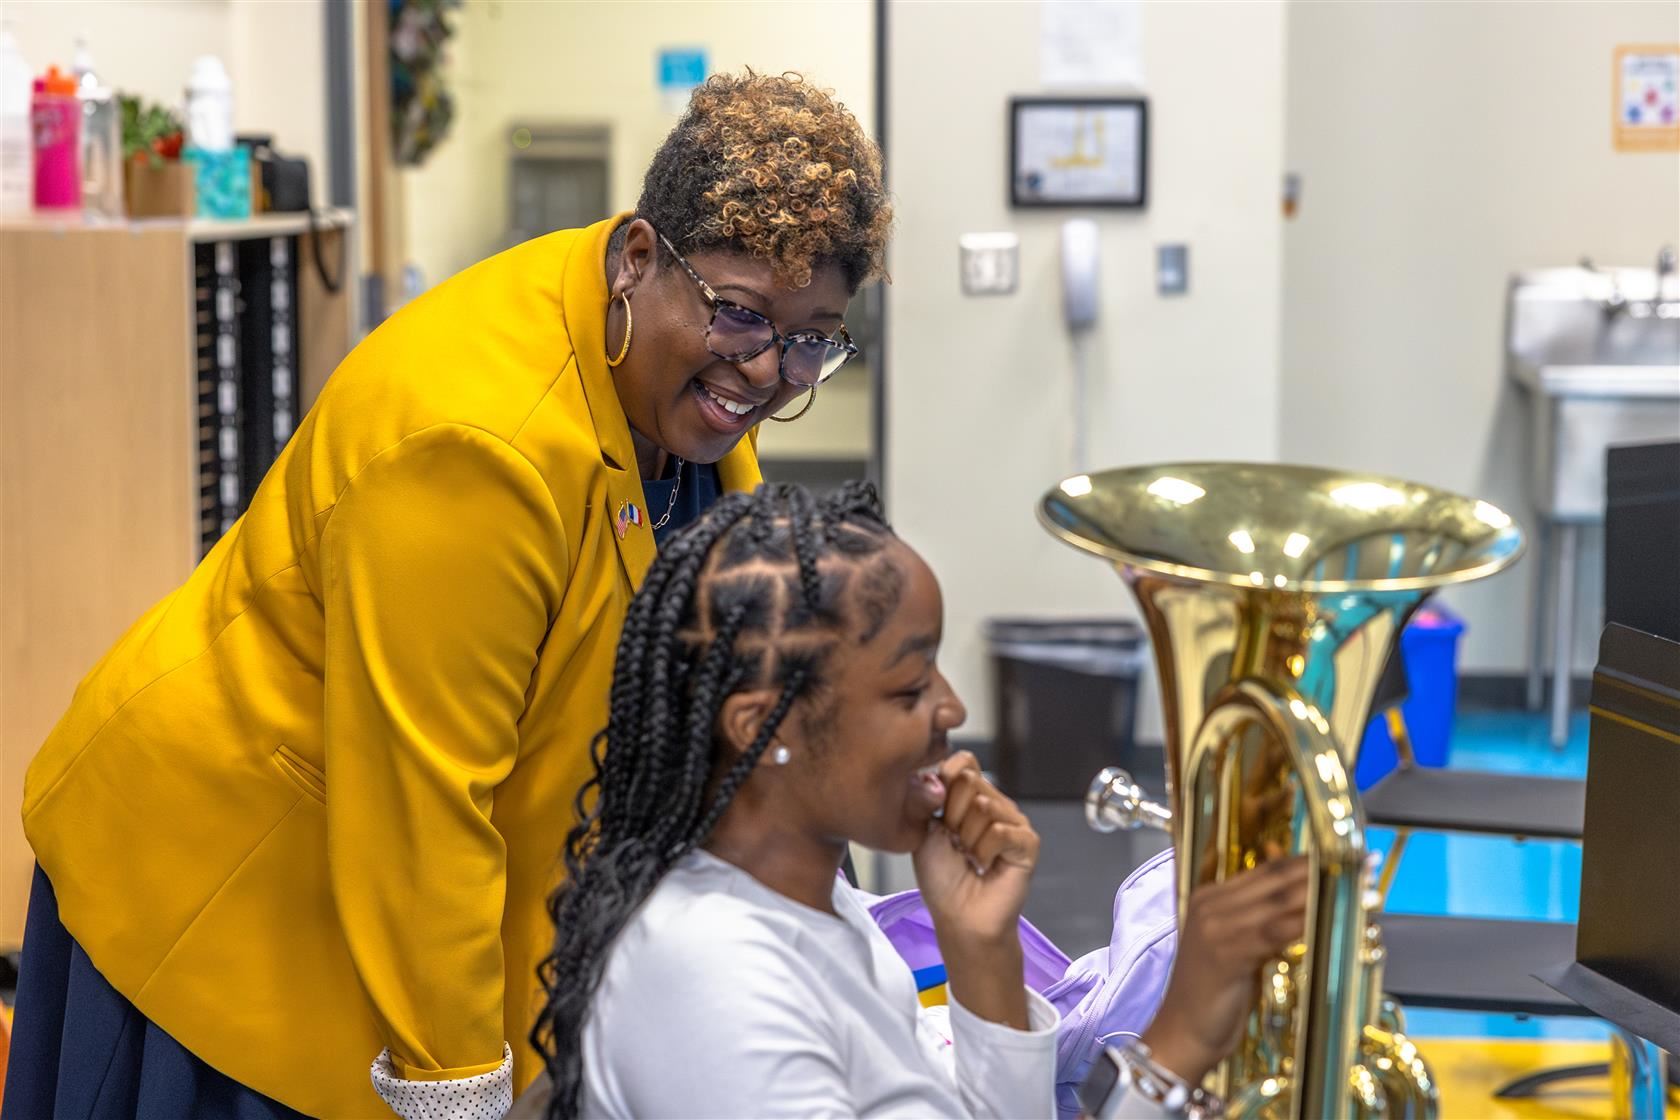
[21,215,762,1117]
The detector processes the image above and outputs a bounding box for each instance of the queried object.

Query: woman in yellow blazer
[7,72,890,1120]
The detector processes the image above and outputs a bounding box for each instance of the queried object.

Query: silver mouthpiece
[1086,767,1173,834]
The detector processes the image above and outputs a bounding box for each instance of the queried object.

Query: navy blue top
[646,457,723,547]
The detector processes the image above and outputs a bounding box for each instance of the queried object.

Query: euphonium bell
[1041,463,1524,1120]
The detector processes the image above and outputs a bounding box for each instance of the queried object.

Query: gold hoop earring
[768,386,816,424]
[606,292,632,367]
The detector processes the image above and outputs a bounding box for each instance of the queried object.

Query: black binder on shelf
[192,234,303,558]
[236,237,301,488]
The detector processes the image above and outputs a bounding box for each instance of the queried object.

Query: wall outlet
[960,232,1020,295]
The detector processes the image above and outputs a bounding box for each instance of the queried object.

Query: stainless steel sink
[1512,360,1680,519]
[1506,259,1680,746]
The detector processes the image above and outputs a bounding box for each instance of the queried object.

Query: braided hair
[532,481,900,1118]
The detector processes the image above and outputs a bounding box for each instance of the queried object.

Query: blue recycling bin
[1354,607,1466,790]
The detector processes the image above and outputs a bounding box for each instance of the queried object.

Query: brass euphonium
[1040,463,1524,1120]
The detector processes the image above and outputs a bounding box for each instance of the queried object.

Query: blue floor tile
[1402,1007,1611,1041]
[1447,709,1591,778]
[1374,827,1582,923]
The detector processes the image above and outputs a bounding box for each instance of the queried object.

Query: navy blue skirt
[3,865,310,1120]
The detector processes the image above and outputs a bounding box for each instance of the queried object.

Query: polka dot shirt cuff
[371,1043,513,1120]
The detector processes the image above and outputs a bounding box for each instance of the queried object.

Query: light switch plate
[1157,243,1189,296]
[960,232,1020,295]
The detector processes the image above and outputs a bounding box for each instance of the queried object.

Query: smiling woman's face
[607,219,852,467]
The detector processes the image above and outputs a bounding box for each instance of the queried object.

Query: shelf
[1,216,356,943]
[1512,359,1680,400]
[1,207,354,243]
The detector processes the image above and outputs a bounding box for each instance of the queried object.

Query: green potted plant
[121,95,194,217]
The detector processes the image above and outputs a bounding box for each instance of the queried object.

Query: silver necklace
[651,458,685,531]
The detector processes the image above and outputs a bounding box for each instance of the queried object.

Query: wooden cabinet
[0,212,354,946]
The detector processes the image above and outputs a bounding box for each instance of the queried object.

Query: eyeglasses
[659,232,858,388]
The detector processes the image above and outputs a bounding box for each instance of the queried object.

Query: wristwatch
[1075,1040,1224,1119]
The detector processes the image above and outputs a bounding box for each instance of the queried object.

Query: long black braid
[532,481,900,1118]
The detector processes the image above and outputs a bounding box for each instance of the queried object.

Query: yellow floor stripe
[1426,1038,1659,1120]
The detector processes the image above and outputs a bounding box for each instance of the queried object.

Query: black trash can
[987,618,1148,801]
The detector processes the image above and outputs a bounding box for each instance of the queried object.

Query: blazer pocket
[272,745,327,804]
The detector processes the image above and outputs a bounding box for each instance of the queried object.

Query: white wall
[5,0,330,206]
[886,0,1287,739]
[5,1,232,110]
[1281,0,1680,674]
[229,0,329,206]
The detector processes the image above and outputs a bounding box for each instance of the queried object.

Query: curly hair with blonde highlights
[629,70,891,292]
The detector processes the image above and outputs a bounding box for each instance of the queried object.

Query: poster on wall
[1613,44,1679,152]
[1040,0,1143,88]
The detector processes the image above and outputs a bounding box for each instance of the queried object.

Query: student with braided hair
[520,483,1312,1120]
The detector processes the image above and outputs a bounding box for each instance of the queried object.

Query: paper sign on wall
[658,47,709,114]
[1041,0,1143,89]
[1613,44,1679,152]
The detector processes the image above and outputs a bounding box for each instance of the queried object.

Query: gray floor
[1018,800,1172,955]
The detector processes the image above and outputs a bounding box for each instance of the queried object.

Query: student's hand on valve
[1140,855,1312,1086]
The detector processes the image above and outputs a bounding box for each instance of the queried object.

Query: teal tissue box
[183,147,253,220]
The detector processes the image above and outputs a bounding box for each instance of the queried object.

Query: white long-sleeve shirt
[581,849,1061,1119]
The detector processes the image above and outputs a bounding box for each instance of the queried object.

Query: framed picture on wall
[1009,97,1148,208]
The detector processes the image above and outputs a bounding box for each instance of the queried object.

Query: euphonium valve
[1041,463,1524,1120]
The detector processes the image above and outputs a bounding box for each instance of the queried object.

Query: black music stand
[1376,451,1680,1106]
[1363,765,1584,841]
[1377,625,1680,1107]
[1362,641,1585,844]
[1532,624,1680,1115]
